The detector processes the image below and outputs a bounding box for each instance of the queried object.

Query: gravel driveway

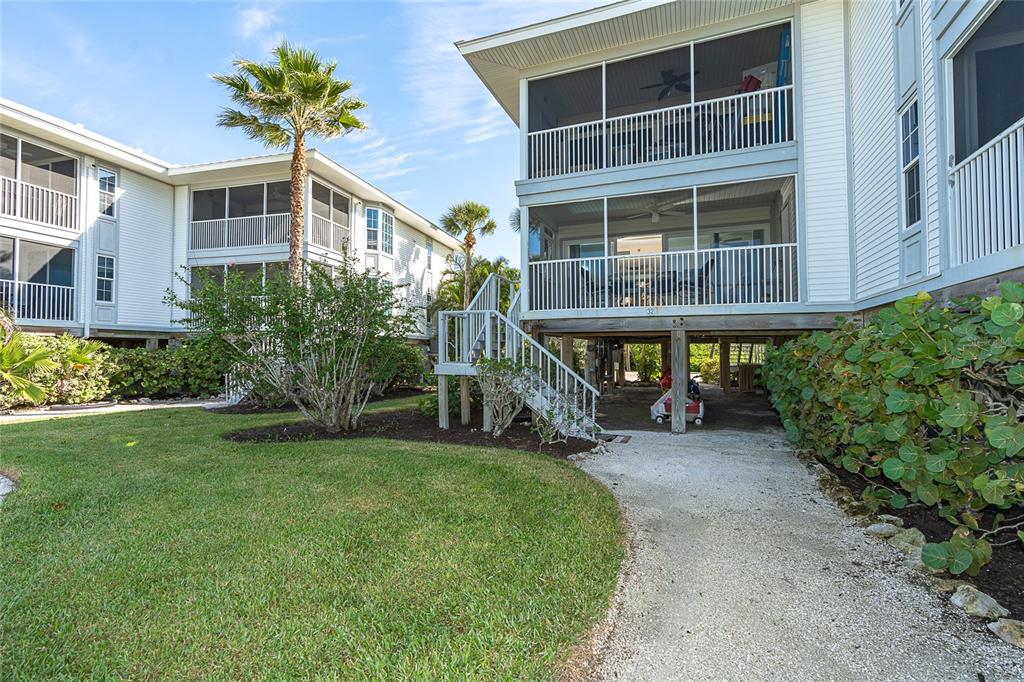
[581,427,1024,681]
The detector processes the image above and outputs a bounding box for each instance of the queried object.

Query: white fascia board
[454,0,669,55]
[307,150,460,250]
[0,98,171,179]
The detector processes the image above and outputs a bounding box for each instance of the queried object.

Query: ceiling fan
[640,69,696,100]
[625,203,690,224]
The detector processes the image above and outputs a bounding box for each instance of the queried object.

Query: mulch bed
[211,387,431,416]
[224,408,596,459]
[830,464,1024,618]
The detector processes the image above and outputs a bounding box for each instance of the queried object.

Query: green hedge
[1,335,232,409]
[762,282,1024,576]
[106,337,231,400]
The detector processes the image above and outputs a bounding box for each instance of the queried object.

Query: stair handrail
[483,308,599,437]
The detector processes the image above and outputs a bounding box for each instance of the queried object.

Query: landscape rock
[886,527,926,553]
[876,514,905,527]
[0,475,15,504]
[865,522,901,539]
[932,578,969,593]
[987,619,1024,650]
[951,585,1009,620]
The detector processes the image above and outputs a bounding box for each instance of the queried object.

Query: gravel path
[580,427,1024,681]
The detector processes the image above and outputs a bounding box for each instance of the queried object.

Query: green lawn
[0,401,624,679]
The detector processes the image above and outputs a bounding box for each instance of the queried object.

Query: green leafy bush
[107,338,231,400]
[630,344,661,382]
[386,344,428,391]
[418,375,482,418]
[698,356,720,384]
[762,283,1024,576]
[0,335,107,409]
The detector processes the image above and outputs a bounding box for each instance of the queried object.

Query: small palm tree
[439,201,497,309]
[0,332,57,404]
[212,42,367,281]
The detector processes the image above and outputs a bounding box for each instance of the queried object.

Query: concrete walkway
[581,427,1024,681]
[0,398,225,424]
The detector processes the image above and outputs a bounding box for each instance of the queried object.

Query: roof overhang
[0,98,172,180]
[167,151,460,250]
[456,0,796,124]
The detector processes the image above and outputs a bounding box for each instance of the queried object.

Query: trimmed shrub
[762,283,1024,576]
[106,337,231,400]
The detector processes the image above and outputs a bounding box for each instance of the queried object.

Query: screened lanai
[526,22,794,178]
[527,177,798,311]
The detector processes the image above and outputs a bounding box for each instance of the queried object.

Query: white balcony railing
[528,243,799,311]
[0,176,79,231]
[950,115,1023,267]
[527,85,795,179]
[310,214,351,253]
[0,280,76,322]
[189,213,290,250]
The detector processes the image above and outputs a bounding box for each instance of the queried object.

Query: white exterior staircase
[435,274,601,440]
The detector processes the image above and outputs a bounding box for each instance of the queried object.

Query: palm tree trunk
[288,134,307,283]
[462,244,472,310]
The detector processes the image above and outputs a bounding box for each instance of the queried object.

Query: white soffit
[457,0,795,123]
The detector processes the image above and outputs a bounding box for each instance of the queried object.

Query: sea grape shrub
[762,282,1024,576]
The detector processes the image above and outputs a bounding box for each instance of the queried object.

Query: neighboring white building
[437,0,1023,436]
[0,99,458,344]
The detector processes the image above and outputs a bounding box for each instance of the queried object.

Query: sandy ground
[580,424,1024,681]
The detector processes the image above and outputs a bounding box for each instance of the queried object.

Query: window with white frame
[98,168,117,218]
[366,207,379,251]
[96,254,114,302]
[426,237,434,270]
[381,211,393,255]
[900,100,921,228]
[366,208,394,255]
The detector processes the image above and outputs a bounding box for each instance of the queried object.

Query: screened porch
[526,177,798,312]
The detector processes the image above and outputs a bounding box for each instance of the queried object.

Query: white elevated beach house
[0,99,458,345]
[437,0,1022,435]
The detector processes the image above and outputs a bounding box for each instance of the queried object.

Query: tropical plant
[0,332,57,404]
[212,42,367,281]
[439,201,498,310]
[51,338,103,398]
[762,283,1024,576]
[430,255,519,315]
[171,260,414,432]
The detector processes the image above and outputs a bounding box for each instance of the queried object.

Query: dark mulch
[830,464,1024,618]
[212,387,431,416]
[224,409,595,459]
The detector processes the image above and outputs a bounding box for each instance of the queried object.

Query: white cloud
[237,5,279,40]
[334,126,426,180]
[398,1,595,144]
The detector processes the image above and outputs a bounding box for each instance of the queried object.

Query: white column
[519,78,529,180]
[519,205,529,318]
[437,374,449,429]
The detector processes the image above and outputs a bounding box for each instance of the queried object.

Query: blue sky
[0,0,593,266]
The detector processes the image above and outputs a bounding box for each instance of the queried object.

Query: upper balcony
[524,22,794,181]
[189,178,351,254]
[0,133,79,231]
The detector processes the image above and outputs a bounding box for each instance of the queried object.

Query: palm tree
[439,201,497,309]
[431,255,519,315]
[212,42,367,281]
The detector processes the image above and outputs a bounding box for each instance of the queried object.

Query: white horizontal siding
[800,0,851,303]
[849,0,901,297]
[117,169,175,327]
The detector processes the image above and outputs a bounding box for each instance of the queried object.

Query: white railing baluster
[949,115,1024,266]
